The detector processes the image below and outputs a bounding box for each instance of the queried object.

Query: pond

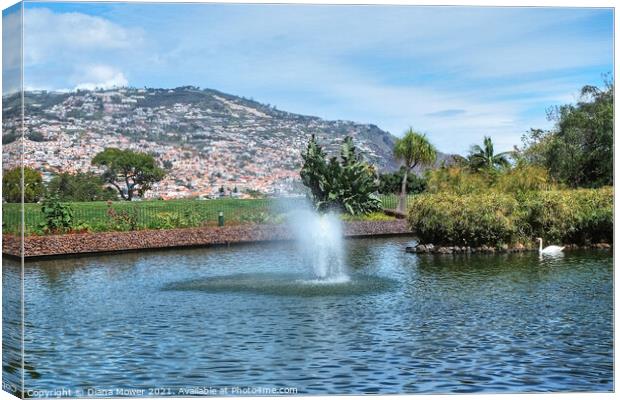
[3,237,613,395]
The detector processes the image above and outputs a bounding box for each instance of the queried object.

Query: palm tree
[393,128,437,212]
[467,136,511,171]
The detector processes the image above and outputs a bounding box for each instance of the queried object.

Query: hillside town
[2,87,397,199]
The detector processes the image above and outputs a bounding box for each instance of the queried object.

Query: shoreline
[3,220,411,261]
[406,242,612,254]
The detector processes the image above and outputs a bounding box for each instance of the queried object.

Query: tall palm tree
[393,128,437,212]
[467,136,511,171]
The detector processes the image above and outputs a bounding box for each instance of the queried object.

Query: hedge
[408,187,613,246]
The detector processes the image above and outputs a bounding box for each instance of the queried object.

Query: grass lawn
[3,194,408,234]
[3,198,282,234]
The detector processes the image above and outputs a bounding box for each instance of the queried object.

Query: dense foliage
[518,81,613,188]
[92,148,165,201]
[378,168,427,194]
[47,172,117,202]
[300,135,381,215]
[426,166,490,195]
[426,164,554,195]
[408,192,520,246]
[518,187,613,244]
[408,188,612,246]
[2,167,45,203]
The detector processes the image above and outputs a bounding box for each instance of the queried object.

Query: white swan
[537,237,565,255]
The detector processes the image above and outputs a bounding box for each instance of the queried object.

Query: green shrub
[239,212,284,225]
[408,192,520,246]
[426,164,556,195]
[408,188,613,246]
[495,164,554,194]
[39,196,74,234]
[517,190,578,243]
[106,203,139,231]
[425,167,490,195]
[147,211,202,229]
[519,187,612,244]
[572,187,614,244]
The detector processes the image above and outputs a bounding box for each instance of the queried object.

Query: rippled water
[3,237,613,395]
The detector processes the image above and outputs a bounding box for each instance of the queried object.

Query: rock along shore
[3,220,411,260]
[406,242,612,254]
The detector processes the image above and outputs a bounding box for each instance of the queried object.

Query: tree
[2,167,45,203]
[300,135,381,215]
[28,131,46,142]
[518,80,613,188]
[91,148,165,201]
[47,172,117,202]
[393,129,437,212]
[467,136,511,172]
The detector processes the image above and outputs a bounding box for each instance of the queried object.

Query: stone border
[406,242,612,254]
[3,220,411,260]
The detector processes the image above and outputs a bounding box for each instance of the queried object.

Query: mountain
[2,86,453,198]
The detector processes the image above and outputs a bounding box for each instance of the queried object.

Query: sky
[2,2,614,154]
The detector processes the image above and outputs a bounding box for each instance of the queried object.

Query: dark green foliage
[2,167,45,203]
[27,131,46,142]
[519,80,613,188]
[47,172,117,202]
[92,148,165,201]
[2,132,18,145]
[244,189,265,198]
[300,135,381,215]
[408,188,613,246]
[378,168,427,194]
[39,195,74,233]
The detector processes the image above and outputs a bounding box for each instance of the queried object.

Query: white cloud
[23,8,142,65]
[21,7,146,91]
[73,65,128,90]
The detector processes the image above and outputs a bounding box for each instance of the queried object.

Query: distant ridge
[3,86,456,197]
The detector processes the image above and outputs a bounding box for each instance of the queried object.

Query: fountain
[165,200,396,296]
[287,207,350,282]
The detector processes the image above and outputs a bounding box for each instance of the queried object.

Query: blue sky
[4,2,614,154]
